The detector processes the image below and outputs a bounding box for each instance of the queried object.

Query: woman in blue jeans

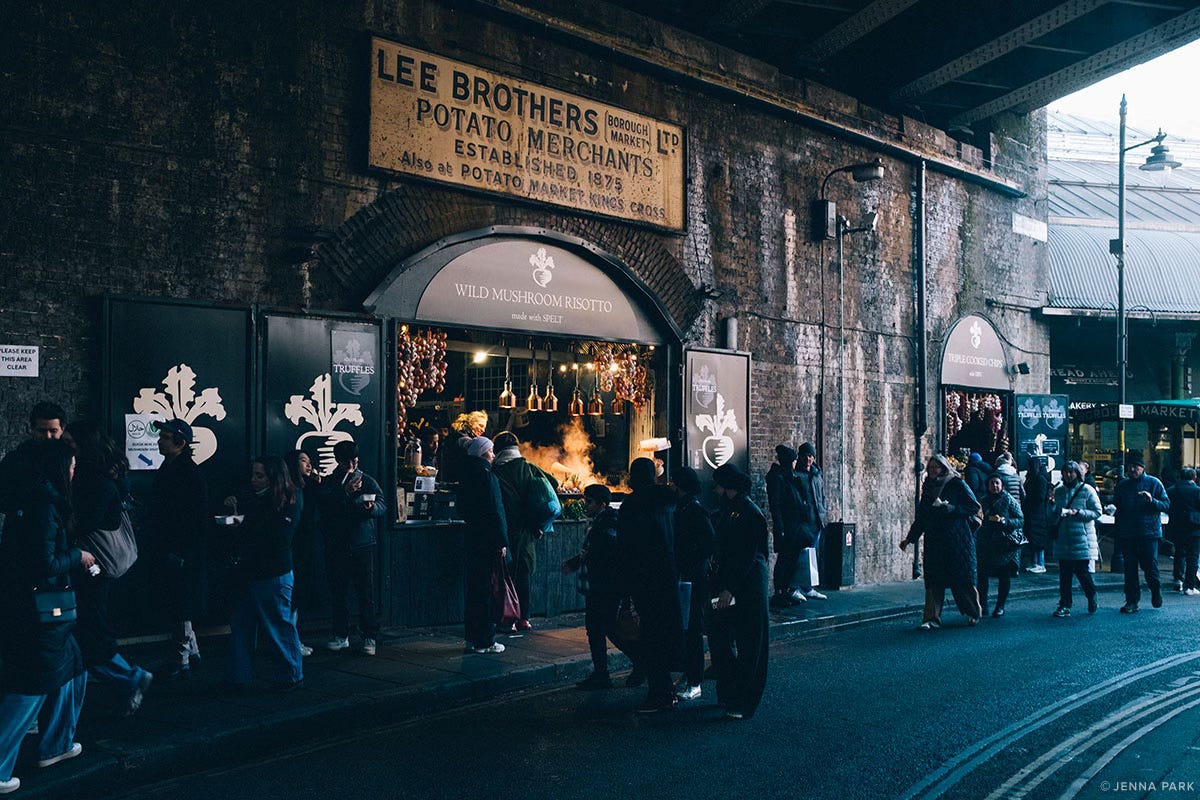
[222,456,304,691]
[0,438,94,793]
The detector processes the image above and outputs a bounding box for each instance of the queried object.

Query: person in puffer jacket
[1050,461,1102,617]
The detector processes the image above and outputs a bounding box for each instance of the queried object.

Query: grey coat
[1051,481,1102,562]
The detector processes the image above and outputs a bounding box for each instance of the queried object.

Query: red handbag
[491,556,521,625]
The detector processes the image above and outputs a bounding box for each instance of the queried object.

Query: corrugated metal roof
[1050,160,1200,225]
[1047,225,1200,314]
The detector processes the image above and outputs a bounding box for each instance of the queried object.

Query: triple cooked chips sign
[368,38,685,231]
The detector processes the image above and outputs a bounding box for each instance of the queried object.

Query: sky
[1049,38,1200,138]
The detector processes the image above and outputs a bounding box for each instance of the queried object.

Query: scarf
[492,446,522,467]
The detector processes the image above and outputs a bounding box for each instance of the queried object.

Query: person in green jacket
[491,431,559,632]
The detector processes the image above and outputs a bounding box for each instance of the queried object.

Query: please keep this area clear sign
[0,345,39,377]
[367,38,686,231]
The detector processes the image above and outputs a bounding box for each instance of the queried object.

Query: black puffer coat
[977,490,1024,577]
[0,482,85,695]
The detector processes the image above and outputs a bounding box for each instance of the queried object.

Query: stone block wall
[0,0,1048,584]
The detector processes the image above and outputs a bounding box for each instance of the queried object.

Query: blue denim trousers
[89,653,150,699]
[227,572,303,685]
[0,672,87,780]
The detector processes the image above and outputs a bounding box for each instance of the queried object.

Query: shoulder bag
[33,581,77,624]
[78,506,139,579]
[616,596,641,642]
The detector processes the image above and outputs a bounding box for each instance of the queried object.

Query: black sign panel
[106,298,252,506]
[1014,393,1069,471]
[263,314,384,481]
[684,349,751,497]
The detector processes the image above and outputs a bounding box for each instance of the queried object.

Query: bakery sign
[367,38,685,231]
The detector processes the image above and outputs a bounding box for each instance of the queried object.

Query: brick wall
[0,0,1048,584]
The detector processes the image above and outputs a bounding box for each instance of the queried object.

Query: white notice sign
[126,413,165,470]
[0,345,39,377]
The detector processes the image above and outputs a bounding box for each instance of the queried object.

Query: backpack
[524,464,562,535]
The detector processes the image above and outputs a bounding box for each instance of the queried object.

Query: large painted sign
[368,38,685,230]
[366,238,665,343]
[941,314,1008,390]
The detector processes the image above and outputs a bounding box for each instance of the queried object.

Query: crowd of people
[902,447,1200,628]
[0,402,389,793]
[5,397,1199,792]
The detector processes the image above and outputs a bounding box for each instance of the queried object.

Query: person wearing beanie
[617,457,682,713]
[149,417,209,679]
[962,452,991,502]
[766,444,806,606]
[671,466,715,701]
[491,431,559,633]
[791,442,829,600]
[459,435,509,654]
[709,462,769,720]
[1112,450,1170,613]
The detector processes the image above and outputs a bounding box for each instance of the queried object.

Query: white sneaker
[676,684,702,701]
[1026,565,1047,574]
[361,638,377,656]
[38,742,82,768]
[1186,588,1200,596]
[325,636,350,651]
[0,777,19,794]
[804,589,828,600]
[473,642,505,654]
[299,644,314,657]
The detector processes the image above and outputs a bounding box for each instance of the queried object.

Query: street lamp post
[1111,95,1180,473]
[812,158,885,522]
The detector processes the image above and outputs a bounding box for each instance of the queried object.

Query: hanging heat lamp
[498,345,516,409]
[542,343,559,412]
[587,364,603,416]
[525,343,542,412]
[568,362,585,416]
[610,394,625,415]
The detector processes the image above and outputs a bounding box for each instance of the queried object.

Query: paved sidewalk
[16,569,1130,799]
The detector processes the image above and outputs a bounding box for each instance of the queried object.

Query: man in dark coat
[1167,467,1200,595]
[1022,457,1052,573]
[791,442,829,600]
[766,444,805,607]
[149,418,209,680]
[709,462,770,720]
[617,457,682,713]
[562,483,622,688]
[1113,450,1170,613]
[458,437,509,654]
[319,440,386,656]
[0,401,69,537]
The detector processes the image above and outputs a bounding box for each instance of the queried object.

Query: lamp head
[850,158,885,183]
[1141,137,1181,173]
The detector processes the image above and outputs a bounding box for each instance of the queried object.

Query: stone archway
[315,183,703,333]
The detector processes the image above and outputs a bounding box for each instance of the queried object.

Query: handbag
[490,556,521,626]
[616,596,641,642]
[33,584,77,624]
[78,507,139,579]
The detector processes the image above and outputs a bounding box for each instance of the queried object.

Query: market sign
[367,38,686,231]
[367,238,665,344]
[1014,394,1068,471]
[940,314,1008,390]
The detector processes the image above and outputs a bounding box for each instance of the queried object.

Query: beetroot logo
[530,248,555,288]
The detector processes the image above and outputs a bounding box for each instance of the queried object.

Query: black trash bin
[820,522,855,590]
